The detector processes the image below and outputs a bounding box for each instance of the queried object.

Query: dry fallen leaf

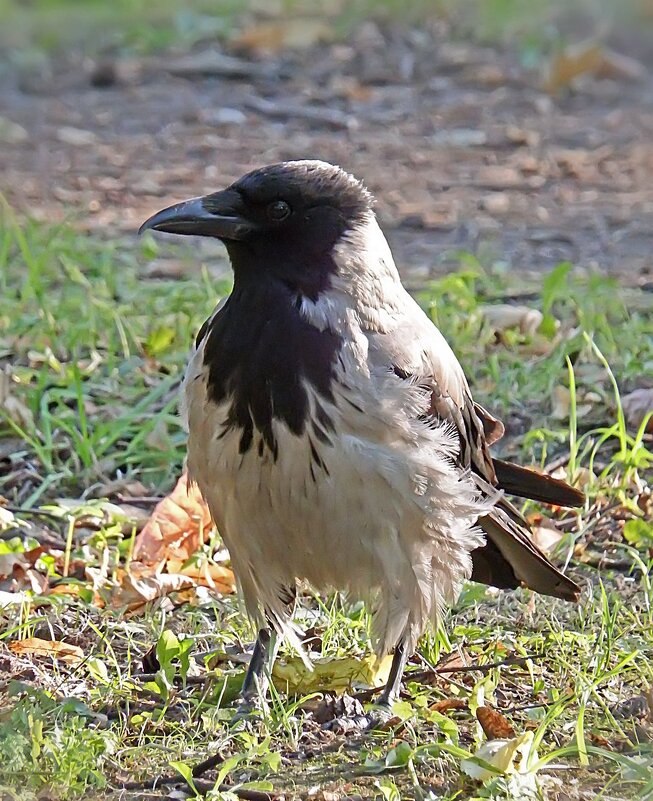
[0,366,34,429]
[480,304,544,336]
[531,522,565,555]
[106,563,195,611]
[461,731,537,781]
[545,41,604,94]
[431,698,468,713]
[50,582,101,603]
[134,470,212,563]
[9,637,84,665]
[233,18,333,54]
[272,653,393,695]
[0,551,29,578]
[476,705,516,739]
[165,557,235,595]
[545,41,646,94]
[551,384,571,421]
[0,506,15,528]
[622,388,653,434]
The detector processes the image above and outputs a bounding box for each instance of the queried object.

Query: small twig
[544,453,573,473]
[115,495,164,505]
[581,552,635,572]
[243,94,355,130]
[120,777,179,791]
[120,775,276,800]
[3,505,66,521]
[194,780,276,800]
[502,700,554,715]
[354,654,540,702]
[414,653,541,679]
[132,672,213,685]
[192,750,225,778]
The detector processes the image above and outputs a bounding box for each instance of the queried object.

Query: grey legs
[235,627,280,717]
[377,641,408,708]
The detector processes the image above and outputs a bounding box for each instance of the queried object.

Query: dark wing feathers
[474,402,505,445]
[395,353,582,602]
[493,458,586,508]
[476,507,580,601]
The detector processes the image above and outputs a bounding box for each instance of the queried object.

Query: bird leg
[233,586,295,722]
[377,641,408,708]
[327,642,408,733]
[233,627,280,721]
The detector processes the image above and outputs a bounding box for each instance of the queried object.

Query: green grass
[1,211,653,800]
[1,0,650,62]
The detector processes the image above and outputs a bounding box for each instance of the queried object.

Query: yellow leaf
[272,653,393,694]
[461,731,537,781]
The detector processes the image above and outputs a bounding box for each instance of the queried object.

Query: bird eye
[267,200,291,221]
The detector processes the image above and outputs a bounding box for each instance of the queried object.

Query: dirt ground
[2,14,653,284]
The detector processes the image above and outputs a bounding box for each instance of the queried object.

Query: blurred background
[1,0,653,280]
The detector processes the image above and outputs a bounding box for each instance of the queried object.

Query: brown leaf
[165,558,235,595]
[622,388,653,434]
[134,470,212,563]
[476,705,515,739]
[431,698,468,713]
[545,41,604,94]
[9,637,84,665]
[545,42,646,94]
[233,18,333,54]
[107,562,195,611]
[435,648,471,672]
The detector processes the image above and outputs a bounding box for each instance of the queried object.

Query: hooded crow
[140,160,582,728]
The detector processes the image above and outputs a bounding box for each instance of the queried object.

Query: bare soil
[2,17,653,283]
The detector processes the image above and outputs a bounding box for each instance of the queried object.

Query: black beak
[138,190,256,240]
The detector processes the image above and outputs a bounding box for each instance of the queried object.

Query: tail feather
[493,458,585,508]
[472,502,580,601]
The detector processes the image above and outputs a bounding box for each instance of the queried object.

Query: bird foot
[325,703,396,734]
[229,698,265,730]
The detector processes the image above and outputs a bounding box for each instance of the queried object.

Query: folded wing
[381,303,582,602]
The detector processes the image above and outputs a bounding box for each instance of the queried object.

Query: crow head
[140,160,373,299]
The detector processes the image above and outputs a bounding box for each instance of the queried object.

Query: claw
[230,697,264,730]
[325,703,396,734]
